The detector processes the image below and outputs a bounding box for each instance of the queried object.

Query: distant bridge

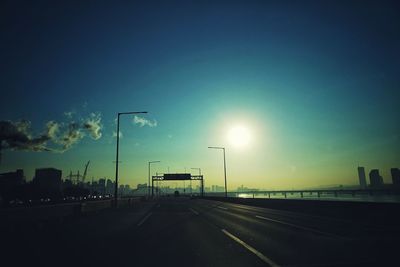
[205,188,400,199]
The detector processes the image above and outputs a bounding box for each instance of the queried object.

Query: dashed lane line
[189,208,199,215]
[137,212,153,227]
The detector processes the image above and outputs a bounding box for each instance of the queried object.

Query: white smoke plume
[133,115,157,127]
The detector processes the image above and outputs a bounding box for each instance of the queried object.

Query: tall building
[137,183,147,189]
[0,169,24,200]
[0,169,24,188]
[106,179,115,195]
[34,168,62,199]
[357,167,367,189]
[211,185,224,192]
[369,169,383,188]
[391,168,400,186]
[98,178,106,195]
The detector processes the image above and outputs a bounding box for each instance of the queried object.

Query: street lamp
[208,146,227,197]
[115,111,147,206]
[191,168,201,196]
[148,161,160,197]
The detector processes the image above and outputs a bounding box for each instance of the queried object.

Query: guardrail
[205,188,400,199]
[203,196,400,227]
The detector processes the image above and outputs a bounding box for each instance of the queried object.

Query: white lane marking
[217,206,228,210]
[189,208,199,215]
[137,212,153,227]
[226,202,352,224]
[222,229,280,267]
[255,215,345,239]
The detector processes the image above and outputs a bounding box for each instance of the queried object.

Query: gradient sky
[1,0,399,190]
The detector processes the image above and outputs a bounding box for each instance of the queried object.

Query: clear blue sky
[1,0,399,189]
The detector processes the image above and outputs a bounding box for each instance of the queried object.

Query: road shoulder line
[221,229,280,267]
[255,215,347,239]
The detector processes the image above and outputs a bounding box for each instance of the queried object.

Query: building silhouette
[137,183,147,189]
[98,178,106,195]
[106,179,115,195]
[357,167,367,189]
[211,185,224,192]
[0,169,24,188]
[0,169,24,202]
[34,168,62,199]
[237,185,259,193]
[369,169,383,188]
[391,168,400,187]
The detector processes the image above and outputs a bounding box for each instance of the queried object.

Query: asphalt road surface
[4,197,399,266]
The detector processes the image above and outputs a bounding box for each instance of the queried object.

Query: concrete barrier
[117,197,141,207]
[81,200,112,213]
[0,197,144,230]
[1,203,81,222]
[203,196,400,226]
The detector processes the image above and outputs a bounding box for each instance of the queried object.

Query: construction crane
[65,161,90,185]
[82,160,90,183]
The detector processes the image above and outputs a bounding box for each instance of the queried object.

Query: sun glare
[228,125,251,148]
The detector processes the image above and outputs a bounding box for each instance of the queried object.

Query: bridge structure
[152,173,204,197]
[210,188,400,199]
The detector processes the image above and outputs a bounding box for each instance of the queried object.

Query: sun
[227,125,251,148]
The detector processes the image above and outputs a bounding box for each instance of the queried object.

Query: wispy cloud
[133,115,157,127]
[112,131,123,139]
[63,111,75,119]
[83,113,102,140]
[0,112,103,153]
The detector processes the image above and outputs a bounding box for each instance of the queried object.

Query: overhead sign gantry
[152,173,204,197]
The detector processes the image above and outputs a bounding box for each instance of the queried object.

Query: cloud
[63,111,75,119]
[0,120,52,152]
[46,121,60,139]
[112,131,123,138]
[57,122,84,150]
[0,112,103,153]
[83,113,102,140]
[133,115,157,127]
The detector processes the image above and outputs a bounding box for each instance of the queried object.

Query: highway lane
[195,199,397,239]
[3,197,399,266]
[120,198,266,267]
[2,200,157,266]
[189,198,399,266]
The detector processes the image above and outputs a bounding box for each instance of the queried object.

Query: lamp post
[208,146,227,197]
[148,161,160,198]
[191,168,201,196]
[115,111,147,206]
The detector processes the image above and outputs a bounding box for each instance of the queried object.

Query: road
[3,197,399,266]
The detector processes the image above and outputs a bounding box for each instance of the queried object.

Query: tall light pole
[208,146,227,198]
[148,161,160,197]
[191,168,201,195]
[115,111,147,206]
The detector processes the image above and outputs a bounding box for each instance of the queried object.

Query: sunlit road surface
[4,197,399,266]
